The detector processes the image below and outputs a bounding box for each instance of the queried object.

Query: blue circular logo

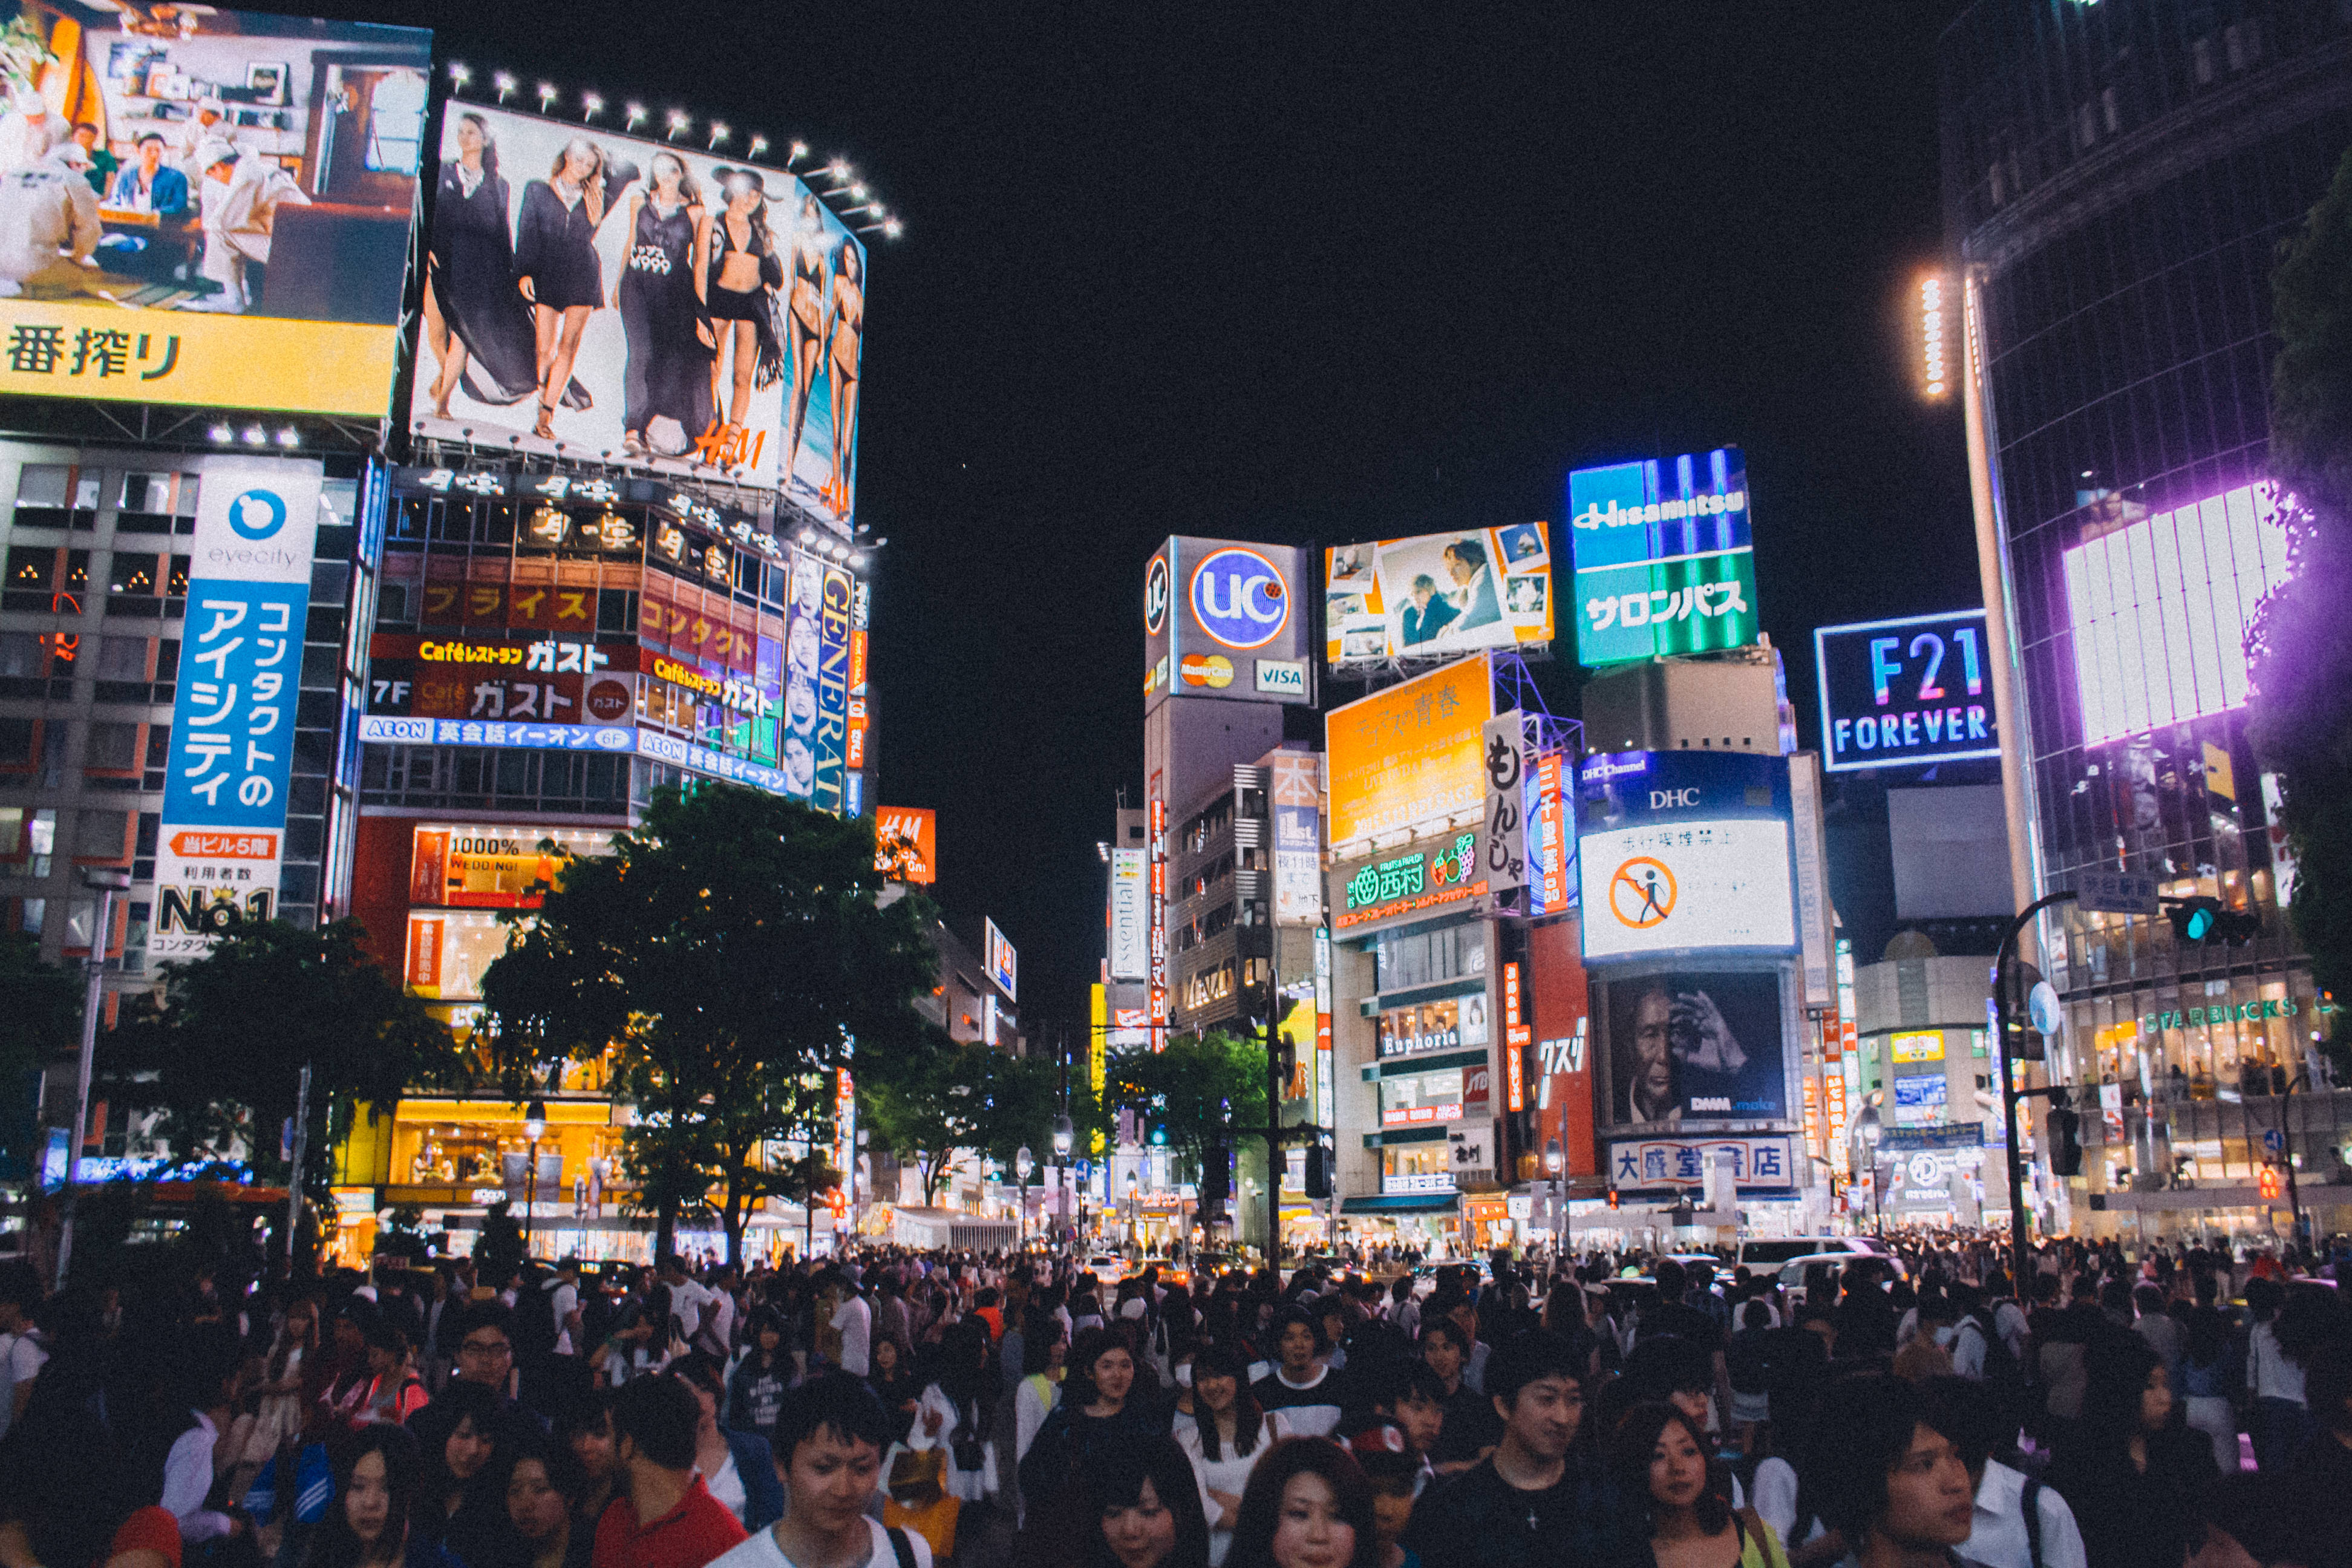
[226,489,288,541]
[1189,546,1289,650]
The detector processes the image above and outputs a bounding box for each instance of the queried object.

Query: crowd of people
[0,1232,2347,1568]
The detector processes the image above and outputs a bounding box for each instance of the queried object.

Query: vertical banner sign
[1148,791,1169,1038]
[1503,961,1529,1112]
[848,580,873,814]
[834,1068,857,1214]
[1271,752,1324,924]
[1524,750,1574,916]
[1109,848,1149,980]
[1315,926,1334,1128]
[813,565,854,812]
[153,461,324,961]
[1829,940,1857,1154]
[1788,751,1834,1008]
[1803,1073,1821,1160]
[1481,711,1529,896]
[781,557,820,802]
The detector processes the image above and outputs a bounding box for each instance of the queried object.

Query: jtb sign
[152,460,324,961]
[1814,609,1998,772]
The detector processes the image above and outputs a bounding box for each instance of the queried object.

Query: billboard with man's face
[408,103,866,516]
[1602,968,1785,1128]
[1324,524,1553,669]
[0,1,430,415]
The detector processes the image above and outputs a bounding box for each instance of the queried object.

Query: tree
[1102,1028,1268,1228]
[2250,145,2352,1074]
[480,783,936,1266]
[863,1036,1065,1206]
[0,933,81,1172]
[100,920,465,1218]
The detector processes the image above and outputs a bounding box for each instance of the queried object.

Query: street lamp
[1126,1172,1140,1250]
[1544,1138,1565,1259]
[1052,1115,1074,1245]
[523,1097,547,1258]
[1016,1145,1033,1250]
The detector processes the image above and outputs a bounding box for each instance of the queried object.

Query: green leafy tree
[480,783,935,1266]
[99,920,465,1224]
[1103,1028,1269,1230]
[2250,145,2352,1074]
[0,932,81,1172]
[863,1036,1065,1206]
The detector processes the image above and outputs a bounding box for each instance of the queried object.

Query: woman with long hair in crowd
[359,1317,429,1426]
[304,1423,461,1568]
[554,1392,618,1540]
[1021,1327,1161,1558]
[2047,1333,2215,1568]
[2178,1273,2241,1474]
[866,1333,923,1445]
[1609,1401,1788,1568]
[419,1380,512,1566]
[1077,1434,1212,1568]
[1014,1309,1068,1475]
[1179,1341,1291,1567]
[490,1430,592,1568]
[909,1316,999,1507]
[1224,1437,1380,1568]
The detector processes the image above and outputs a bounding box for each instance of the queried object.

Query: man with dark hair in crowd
[1251,1302,1347,1436]
[592,1375,746,1568]
[707,1372,930,1568]
[1406,1331,1605,1568]
[1807,1373,1976,1568]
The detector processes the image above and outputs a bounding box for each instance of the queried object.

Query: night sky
[332,0,1984,1032]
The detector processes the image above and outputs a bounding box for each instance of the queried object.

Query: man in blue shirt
[108,133,188,214]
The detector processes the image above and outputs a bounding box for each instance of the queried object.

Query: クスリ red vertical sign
[1527,915,1594,1175]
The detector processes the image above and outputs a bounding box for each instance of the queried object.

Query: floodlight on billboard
[1324,653,1493,852]
[1815,609,1999,772]
[2060,483,2290,746]
[0,4,431,417]
[1575,751,1796,964]
[875,807,935,884]
[984,918,1017,1002]
[1566,448,1758,667]
[408,102,866,517]
[1324,525,1553,669]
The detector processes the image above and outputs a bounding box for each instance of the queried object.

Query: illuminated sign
[1145,555,1169,634]
[1325,653,1492,849]
[152,462,321,960]
[1324,524,1554,668]
[1504,961,1529,1113]
[0,5,431,418]
[1606,1135,1794,1192]
[2063,483,2292,746]
[1890,1031,1945,1064]
[875,808,936,885]
[984,918,1018,1002]
[1189,546,1290,650]
[1380,1067,1465,1126]
[1376,995,1486,1059]
[1270,752,1323,926]
[1109,847,1148,979]
[1918,273,1953,398]
[1525,751,1575,916]
[1576,751,1794,962]
[408,827,587,910]
[1567,448,1757,667]
[1333,832,1487,932]
[1815,610,1996,771]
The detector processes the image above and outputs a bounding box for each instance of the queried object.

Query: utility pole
[54,868,128,1289]
[1998,890,2076,1292]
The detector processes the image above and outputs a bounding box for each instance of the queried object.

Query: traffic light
[2047,1091,2083,1178]
[2258,1162,2283,1202]
[1271,1032,1297,1093]
[2169,897,2261,945]
[1304,1145,1331,1200]
[1606,1187,1621,1210]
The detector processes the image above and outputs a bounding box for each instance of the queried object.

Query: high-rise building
[1942,0,2352,1233]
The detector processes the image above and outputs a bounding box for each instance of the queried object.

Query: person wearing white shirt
[163,1338,252,1546]
[1180,1344,1292,1566]
[1916,1368,2088,1568]
[0,1266,45,1442]
[705,1371,932,1568]
[829,1285,872,1377]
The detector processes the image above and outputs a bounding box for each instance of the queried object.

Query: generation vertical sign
[152,460,324,959]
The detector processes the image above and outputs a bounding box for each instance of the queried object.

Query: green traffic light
[2184,906,2214,940]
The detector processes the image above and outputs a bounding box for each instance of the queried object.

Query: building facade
[1942,0,2352,1234]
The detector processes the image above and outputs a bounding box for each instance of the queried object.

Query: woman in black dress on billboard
[704,166,784,458]
[615,151,713,458]
[422,113,541,416]
[515,136,634,440]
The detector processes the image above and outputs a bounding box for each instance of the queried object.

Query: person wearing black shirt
[1405,1332,1609,1568]
[1419,1319,1499,1473]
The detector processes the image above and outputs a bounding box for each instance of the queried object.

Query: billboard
[1815,610,1997,771]
[1108,846,1147,979]
[1567,448,1757,667]
[1269,750,1322,925]
[1141,537,1315,709]
[1325,653,1492,849]
[409,103,866,515]
[0,4,430,416]
[1324,524,1553,668]
[1576,751,1795,963]
[408,825,610,909]
[1606,1134,1795,1193]
[1524,750,1574,917]
[983,917,1016,1002]
[151,458,321,960]
[1527,915,1595,1175]
[874,806,935,884]
[2060,483,2290,746]
[1602,968,1788,1126]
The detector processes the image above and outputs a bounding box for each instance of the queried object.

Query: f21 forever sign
[152,460,323,960]
[1814,609,1998,772]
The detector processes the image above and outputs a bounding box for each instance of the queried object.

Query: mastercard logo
[1181,653,1235,688]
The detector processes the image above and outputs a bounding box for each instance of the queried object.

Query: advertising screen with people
[408,102,867,518]
[1601,967,1786,1127]
[0,1,430,414]
[1324,523,1553,669]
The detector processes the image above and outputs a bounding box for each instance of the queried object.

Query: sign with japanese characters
[1567,448,1759,666]
[152,460,321,959]
[1605,1134,1795,1194]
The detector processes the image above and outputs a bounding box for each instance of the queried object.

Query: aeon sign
[1189,546,1290,650]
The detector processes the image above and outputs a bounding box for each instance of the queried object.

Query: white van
[1733,1235,1901,1273]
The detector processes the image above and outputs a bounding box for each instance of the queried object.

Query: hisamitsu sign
[1814,610,1999,772]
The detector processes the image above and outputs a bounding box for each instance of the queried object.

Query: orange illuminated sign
[1325,653,1492,847]
[875,808,936,884]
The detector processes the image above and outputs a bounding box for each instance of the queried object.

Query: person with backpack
[703,1373,930,1568]
[1916,1374,2087,1568]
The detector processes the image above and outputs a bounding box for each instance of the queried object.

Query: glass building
[1940,0,2352,1231]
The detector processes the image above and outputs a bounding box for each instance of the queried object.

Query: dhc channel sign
[1189,546,1290,650]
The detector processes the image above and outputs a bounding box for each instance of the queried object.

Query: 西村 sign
[1336,832,1485,932]
[1814,610,1997,772]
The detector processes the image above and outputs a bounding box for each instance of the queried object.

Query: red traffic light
[2258,1163,2282,1201]
[1606,1187,1620,1210]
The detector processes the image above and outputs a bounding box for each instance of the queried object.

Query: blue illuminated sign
[1189,546,1290,650]
[1566,448,1757,666]
[1812,609,1998,773]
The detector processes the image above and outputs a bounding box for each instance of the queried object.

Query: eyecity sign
[1814,609,1998,771]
